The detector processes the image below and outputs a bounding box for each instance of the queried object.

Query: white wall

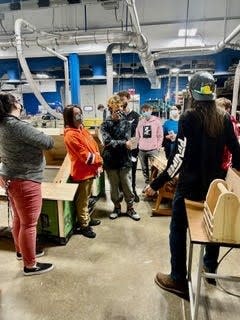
[81,84,107,119]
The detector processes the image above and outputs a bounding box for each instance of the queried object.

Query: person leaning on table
[0,93,54,276]
[145,71,240,299]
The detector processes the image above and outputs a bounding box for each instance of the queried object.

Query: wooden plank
[185,199,209,244]
[42,182,78,201]
[53,154,71,183]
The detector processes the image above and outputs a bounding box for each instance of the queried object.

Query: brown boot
[154,272,189,300]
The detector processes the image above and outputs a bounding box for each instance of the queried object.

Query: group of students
[0,71,240,308]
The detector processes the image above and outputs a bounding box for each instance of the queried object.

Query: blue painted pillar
[69,53,80,105]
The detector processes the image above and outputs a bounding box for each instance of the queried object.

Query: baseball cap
[189,71,216,101]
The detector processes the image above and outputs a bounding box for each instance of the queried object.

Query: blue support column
[69,53,80,105]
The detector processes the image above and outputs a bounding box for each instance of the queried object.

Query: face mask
[170,110,179,118]
[142,111,152,119]
[75,113,83,122]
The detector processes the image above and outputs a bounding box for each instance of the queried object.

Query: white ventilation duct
[15,19,67,119]
[153,23,240,60]
[125,0,160,89]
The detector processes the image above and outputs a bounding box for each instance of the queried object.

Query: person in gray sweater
[0,93,54,276]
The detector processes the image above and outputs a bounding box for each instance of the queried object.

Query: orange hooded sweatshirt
[64,127,103,181]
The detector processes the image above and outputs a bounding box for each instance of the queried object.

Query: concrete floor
[0,170,240,320]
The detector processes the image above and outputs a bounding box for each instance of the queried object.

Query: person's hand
[126,140,132,150]
[145,185,157,196]
[96,167,103,177]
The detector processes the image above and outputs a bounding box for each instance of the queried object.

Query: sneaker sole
[23,264,54,276]
[16,251,45,260]
[154,276,188,297]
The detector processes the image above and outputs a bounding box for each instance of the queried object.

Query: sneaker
[109,207,121,220]
[202,266,217,286]
[16,248,45,260]
[77,226,96,238]
[126,207,140,221]
[23,262,54,276]
[89,219,101,226]
[155,272,189,300]
[133,191,140,203]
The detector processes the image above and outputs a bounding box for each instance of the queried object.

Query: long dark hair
[63,104,82,128]
[0,93,17,121]
[191,99,225,137]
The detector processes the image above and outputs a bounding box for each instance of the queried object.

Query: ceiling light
[36,73,49,79]
[113,71,118,76]
[178,28,197,37]
[170,68,180,74]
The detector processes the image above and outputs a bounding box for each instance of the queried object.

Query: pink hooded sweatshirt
[136,115,163,151]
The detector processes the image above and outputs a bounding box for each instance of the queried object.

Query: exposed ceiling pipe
[15,19,63,119]
[153,23,240,60]
[44,47,71,106]
[125,0,160,89]
[0,29,136,50]
[106,42,133,97]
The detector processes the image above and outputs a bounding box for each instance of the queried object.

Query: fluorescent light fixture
[171,68,180,74]
[36,73,49,79]
[113,71,118,76]
[178,28,197,37]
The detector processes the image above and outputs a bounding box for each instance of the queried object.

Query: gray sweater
[0,115,54,182]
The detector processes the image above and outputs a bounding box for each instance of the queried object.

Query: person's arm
[157,121,164,149]
[14,120,54,150]
[145,116,187,195]
[224,114,240,170]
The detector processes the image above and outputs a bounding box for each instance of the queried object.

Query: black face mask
[116,110,125,117]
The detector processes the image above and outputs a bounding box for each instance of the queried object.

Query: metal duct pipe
[153,23,240,60]
[45,47,70,106]
[106,42,135,97]
[15,19,62,119]
[231,61,240,117]
[125,0,160,88]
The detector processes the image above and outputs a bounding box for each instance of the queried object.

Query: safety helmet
[189,71,216,101]
[107,95,124,112]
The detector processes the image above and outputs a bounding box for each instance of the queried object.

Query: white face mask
[170,110,179,118]
[75,113,83,122]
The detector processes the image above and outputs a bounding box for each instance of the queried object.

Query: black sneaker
[89,219,101,226]
[23,262,54,276]
[133,191,140,203]
[126,207,141,221]
[109,207,121,219]
[16,248,45,260]
[79,226,96,238]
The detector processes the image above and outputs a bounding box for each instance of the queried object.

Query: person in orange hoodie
[63,105,103,238]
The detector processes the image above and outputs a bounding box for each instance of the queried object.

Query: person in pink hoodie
[136,104,163,187]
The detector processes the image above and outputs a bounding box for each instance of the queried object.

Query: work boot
[154,272,189,300]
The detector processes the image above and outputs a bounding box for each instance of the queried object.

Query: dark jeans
[170,189,220,281]
[131,159,138,192]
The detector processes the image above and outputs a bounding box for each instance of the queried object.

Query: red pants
[8,180,42,267]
